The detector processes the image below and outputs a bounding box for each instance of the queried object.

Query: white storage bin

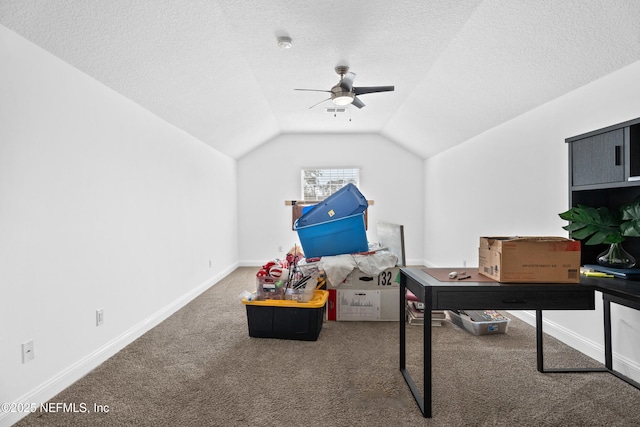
[448,310,509,335]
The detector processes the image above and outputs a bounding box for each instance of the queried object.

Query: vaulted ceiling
[2,1,639,159]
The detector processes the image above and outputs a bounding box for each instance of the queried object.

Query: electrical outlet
[22,340,34,363]
[96,309,104,326]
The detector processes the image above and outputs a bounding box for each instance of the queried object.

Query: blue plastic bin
[295,212,368,258]
[301,204,316,215]
[296,183,368,227]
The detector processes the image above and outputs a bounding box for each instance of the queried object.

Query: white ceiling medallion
[277,36,293,49]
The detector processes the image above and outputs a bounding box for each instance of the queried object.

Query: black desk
[399,267,597,418]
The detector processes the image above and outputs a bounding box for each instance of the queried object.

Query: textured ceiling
[1,0,640,159]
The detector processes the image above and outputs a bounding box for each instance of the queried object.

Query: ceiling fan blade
[308,98,332,109]
[354,85,395,95]
[294,88,332,93]
[352,96,365,109]
[339,71,356,91]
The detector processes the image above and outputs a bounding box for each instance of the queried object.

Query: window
[301,168,359,201]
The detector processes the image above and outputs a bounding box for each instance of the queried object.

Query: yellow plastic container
[242,290,328,340]
[242,290,328,308]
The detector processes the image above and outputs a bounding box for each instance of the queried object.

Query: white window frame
[301,167,360,202]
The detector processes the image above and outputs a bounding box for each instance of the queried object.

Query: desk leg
[536,309,607,373]
[424,300,432,418]
[600,296,640,389]
[603,298,612,370]
[399,275,431,418]
[400,279,406,372]
[536,309,544,372]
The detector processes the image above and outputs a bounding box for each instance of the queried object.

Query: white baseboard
[1,262,238,427]
[238,260,263,267]
[241,259,425,268]
[508,310,640,382]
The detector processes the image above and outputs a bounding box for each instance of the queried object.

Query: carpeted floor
[14,267,640,426]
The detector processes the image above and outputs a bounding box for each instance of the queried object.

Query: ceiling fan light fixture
[332,95,353,106]
[331,88,354,105]
[277,36,293,49]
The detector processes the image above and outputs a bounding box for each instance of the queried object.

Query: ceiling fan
[295,66,394,109]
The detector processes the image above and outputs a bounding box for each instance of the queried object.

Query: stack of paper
[406,301,446,326]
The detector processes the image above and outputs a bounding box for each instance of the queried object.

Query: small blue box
[296,184,368,227]
[295,213,368,258]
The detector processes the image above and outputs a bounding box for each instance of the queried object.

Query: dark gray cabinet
[571,128,624,186]
[566,118,640,265]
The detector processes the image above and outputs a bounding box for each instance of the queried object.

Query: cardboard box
[325,267,400,321]
[335,288,399,321]
[341,267,400,289]
[478,236,581,283]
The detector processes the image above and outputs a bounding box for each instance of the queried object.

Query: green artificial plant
[559,197,640,245]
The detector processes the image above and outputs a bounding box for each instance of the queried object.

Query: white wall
[424,60,640,381]
[237,133,424,265]
[4,17,639,424]
[0,26,238,426]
